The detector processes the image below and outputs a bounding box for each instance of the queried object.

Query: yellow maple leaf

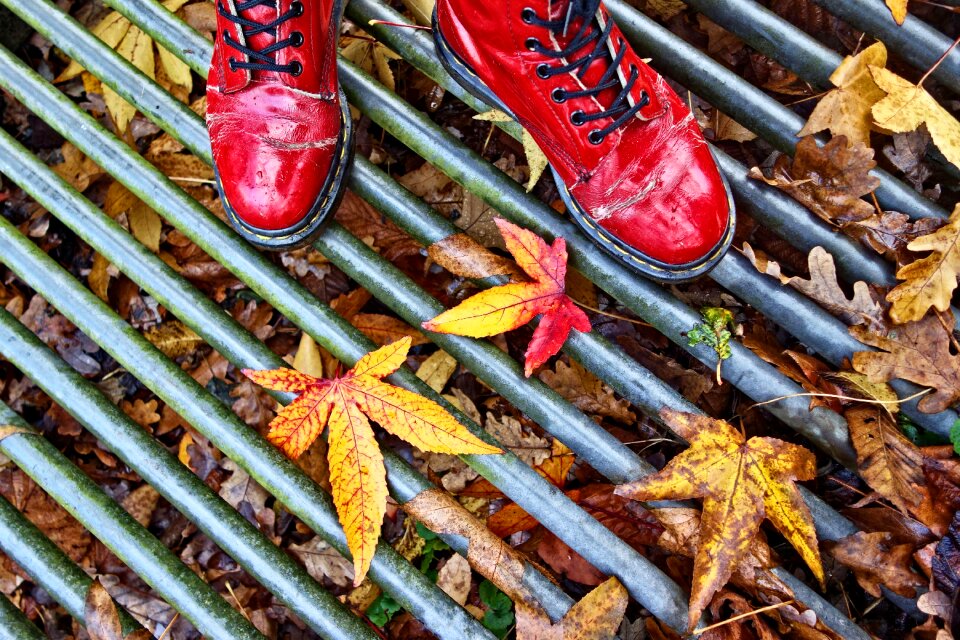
[244,337,501,585]
[887,203,960,323]
[615,409,823,632]
[885,0,909,24]
[798,42,888,147]
[474,110,549,192]
[871,66,960,171]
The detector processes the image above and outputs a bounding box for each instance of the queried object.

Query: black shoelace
[523,0,649,144]
[218,0,304,76]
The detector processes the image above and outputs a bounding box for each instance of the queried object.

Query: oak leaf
[887,204,960,324]
[798,42,888,147]
[422,219,591,376]
[852,313,960,413]
[845,405,924,514]
[244,337,501,585]
[749,136,879,226]
[827,531,924,597]
[615,409,823,631]
[871,66,960,171]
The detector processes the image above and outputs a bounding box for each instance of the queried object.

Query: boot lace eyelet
[291,1,304,16]
[521,7,536,23]
[536,63,551,79]
[289,60,303,76]
[525,37,540,51]
[291,31,304,47]
[571,110,586,126]
[588,129,604,145]
[228,56,237,71]
[552,88,567,103]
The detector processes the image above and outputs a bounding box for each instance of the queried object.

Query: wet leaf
[828,531,924,597]
[887,204,960,324]
[105,25,155,132]
[687,307,735,361]
[852,313,960,414]
[427,232,523,281]
[289,536,355,588]
[415,349,458,393]
[871,66,960,170]
[845,405,925,513]
[423,219,591,376]
[616,409,823,631]
[798,43,888,147]
[474,110,549,191]
[143,320,204,358]
[85,579,124,640]
[749,136,879,226]
[885,0,908,23]
[340,34,402,91]
[244,338,501,584]
[539,359,635,423]
[515,577,627,640]
[785,247,886,331]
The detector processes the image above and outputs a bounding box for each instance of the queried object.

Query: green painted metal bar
[0,125,572,625]
[0,403,262,639]
[0,281,379,640]
[813,0,960,94]
[0,42,696,634]
[0,489,142,635]
[0,590,46,640]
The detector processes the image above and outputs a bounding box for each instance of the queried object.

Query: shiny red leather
[208,0,341,232]
[435,0,729,266]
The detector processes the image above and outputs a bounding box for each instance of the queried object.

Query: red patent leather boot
[207,0,352,250]
[433,0,734,281]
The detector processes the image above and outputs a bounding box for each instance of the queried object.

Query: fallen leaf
[335,192,423,262]
[84,579,150,640]
[871,66,960,171]
[696,107,757,143]
[785,247,887,331]
[57,12,132,82]
[399,0,434,25]
[539,360,635,423]
[427,233,523,281]
[351,313,428,347]
[885,0,908,24]
[120,484,160,528]
[105,24,155,132]
[143,320,204,358]
[827,531,924,597]
[484,413,551,467]
[887,204,960,324]
[289,536,355,589]
[423,219,591,376]
[845,405,925,514]
[515,577,627,640]
[798,43,888,147]
[615,409,823,631]
[437,553,472,606]
[244,338,501,585]
[127,200,162,253]
[852,312,960,414]
[340,33,402,91]
[933,510,960,593]
[416,349,458,393]
[749,136,879,226]
[828,372,899,412]
[474,110,548,191]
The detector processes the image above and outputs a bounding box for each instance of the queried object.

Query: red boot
[433,0,734,281]
[208,0,352,250]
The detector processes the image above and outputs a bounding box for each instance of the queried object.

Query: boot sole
[215,88,354,252]
[431,10,735,283]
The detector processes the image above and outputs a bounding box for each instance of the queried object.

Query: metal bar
[0,283,378,640]
[0,588,46,640]
[0,38,695,634]
[0,489,142,635]
[0,125,573,625]
[813,0,960,94]
[0,403,263,639]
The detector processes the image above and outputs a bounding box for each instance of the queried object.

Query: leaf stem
[919,32,960,87]
[692,600,795,636]
[744,388,930,412]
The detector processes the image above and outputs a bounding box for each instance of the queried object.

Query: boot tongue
[237,2,282,81]
[545,0,625,125]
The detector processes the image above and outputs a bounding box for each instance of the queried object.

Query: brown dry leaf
[143,321,204,358]
[85,579,151,640]
[695,107,756,142]
[616,409,822,631]
[845,405,925,514]
[427,233,523,280]
[539,360,635,423]
[289,536,355,588]
[798,43,888,147]
[887,204,960,324]
[871,66,960,170]
[785,247,887,331]
[128,200,163,253]
[515,577,627,640]
[120,484,160,528]
[121,398,160,430]
[89,253,116,302]
[828,531,924,597]
[852,313,960,414]
[850,210,944,266]
[340,33,402,91]
[485,414,551,467]
[749,136,879,226]
[335,191,423,262]
[437,553,472,606]
[351,313,429,347]
[52,143,104,192]
[416,349,458,393]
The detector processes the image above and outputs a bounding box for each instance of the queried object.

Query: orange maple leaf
[615,409,823,632]
[243,337,501,585]
[422,218,591,376]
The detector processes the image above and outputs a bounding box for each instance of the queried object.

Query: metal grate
[0,0,952,637]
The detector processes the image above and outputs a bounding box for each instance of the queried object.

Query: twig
[168,176,216,185]
[935,309,960,354]
[744,388,931,412]
[157,612,180,640]
[919,32,960,87]
[367,19,432,31]
[224,581,251,622]
[692,599,795,636]
[571,299,652,327]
